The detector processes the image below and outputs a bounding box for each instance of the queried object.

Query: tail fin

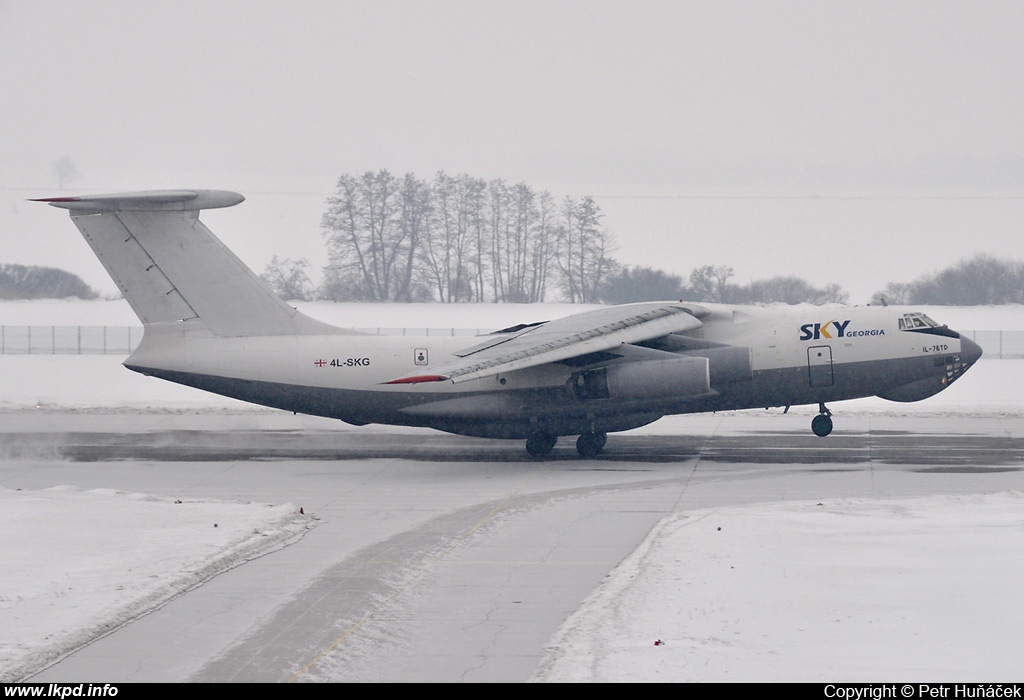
[35,190,332,336]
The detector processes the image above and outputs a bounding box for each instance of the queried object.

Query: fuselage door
[807,345,834,387]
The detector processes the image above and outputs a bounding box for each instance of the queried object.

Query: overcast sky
[2,1,1023,302]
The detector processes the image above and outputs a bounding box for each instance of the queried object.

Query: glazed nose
[960,335,983,365]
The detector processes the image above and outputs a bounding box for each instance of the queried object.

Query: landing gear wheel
[576,431,607,457]
[811,413,833,437]
[525,432,557,459]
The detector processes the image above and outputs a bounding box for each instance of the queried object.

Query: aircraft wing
[385,302,707,384]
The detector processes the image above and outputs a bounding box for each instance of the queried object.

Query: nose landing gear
[811,403,833,437]
[576,431,607,457]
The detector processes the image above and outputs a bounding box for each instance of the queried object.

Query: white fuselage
[124,303,979,439]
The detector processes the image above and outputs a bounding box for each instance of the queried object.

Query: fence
[960,330,1024,360]
[1,326,140,355]
[0,325,486,355]
[1,326,1022,358]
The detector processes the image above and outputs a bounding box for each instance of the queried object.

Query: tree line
[310,170,614,303]
[268,169,856,306]
[5,171,1016,306]
[871,255,1024,305]
[0,264,97,300]
[598,265,849,305]
[600,255,1024,306]
[252,172,1022,307]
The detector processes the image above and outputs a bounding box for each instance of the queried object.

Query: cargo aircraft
[35,190,983,458]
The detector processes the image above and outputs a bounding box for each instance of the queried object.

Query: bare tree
[321,171,424,301]
[689,265,734,302]
[502,183,557,303]
[470,181,489,302]
[486,179,510,302]
[320,170,607,303]
[871,282,912,306]
[420,172,485,302]
[503,182,532,302]
[554,196,617,303]
[527,190,557,302]
[394,173,432,301]
[260,256,313,301]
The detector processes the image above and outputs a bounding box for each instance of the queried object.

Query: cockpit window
[898,312,961,338]
[898,312,940,331]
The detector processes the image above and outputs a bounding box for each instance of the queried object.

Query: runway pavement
[2,410,1021,682]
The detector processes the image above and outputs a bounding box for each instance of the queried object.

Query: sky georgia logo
[799,319,887,341]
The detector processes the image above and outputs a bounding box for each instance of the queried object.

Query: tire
[526,432,557,458]
[576,431,607,457]
[811,414,833,437]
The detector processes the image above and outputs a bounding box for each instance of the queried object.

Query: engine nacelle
[692,345,753,385]
[571,356,710,401]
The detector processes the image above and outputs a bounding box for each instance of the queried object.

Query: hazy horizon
[3,1,1023,303]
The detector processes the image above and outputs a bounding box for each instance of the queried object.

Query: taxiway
[3,410,1021,682]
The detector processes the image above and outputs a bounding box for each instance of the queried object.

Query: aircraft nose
[960,335,983,365]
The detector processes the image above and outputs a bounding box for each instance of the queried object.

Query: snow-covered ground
[0,488,313,683]
[1,301,1022,681]
[532,491,1024,682]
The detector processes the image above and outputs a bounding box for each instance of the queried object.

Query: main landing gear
[526,432,557,459]
[811,403,833,437]
[524,431,608,458]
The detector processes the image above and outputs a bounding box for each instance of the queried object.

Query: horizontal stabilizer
[32,190,245,212]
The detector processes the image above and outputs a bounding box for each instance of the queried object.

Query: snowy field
[532,492,1024,682]
[1,300,1022,681]
[0,488,313,683]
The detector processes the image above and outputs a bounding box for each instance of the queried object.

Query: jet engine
[570,355,711,401]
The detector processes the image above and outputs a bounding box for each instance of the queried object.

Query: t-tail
[33,190,338,336]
